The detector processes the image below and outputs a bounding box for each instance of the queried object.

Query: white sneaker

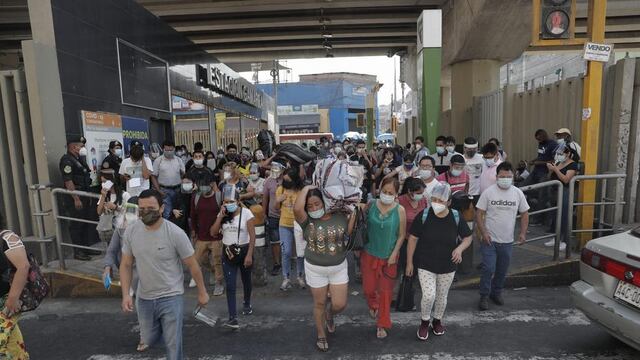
[544,239,555,247]
[213,282,224,296]
[280,278,292,291]
[297,276,306,289]
[559,242,567,251]
[189,278,196,288]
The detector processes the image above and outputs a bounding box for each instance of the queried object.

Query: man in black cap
[101,140,123,177]
[59,135,95,260]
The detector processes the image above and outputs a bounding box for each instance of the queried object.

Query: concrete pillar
[450,59,500,141]
[416,10,442,149]
[441,86,451,111]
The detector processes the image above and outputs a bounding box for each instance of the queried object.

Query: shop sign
[196,64,263,108]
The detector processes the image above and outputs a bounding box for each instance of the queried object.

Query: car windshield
[632,225,640,238]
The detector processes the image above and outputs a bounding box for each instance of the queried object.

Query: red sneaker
[417,320,430,341]
[432,319,446,336]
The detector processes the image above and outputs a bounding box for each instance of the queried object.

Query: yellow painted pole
[578,0,607,247]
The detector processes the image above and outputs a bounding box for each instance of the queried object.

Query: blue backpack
[421,207,460,226]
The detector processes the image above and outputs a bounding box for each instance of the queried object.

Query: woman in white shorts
[293,185,356,352]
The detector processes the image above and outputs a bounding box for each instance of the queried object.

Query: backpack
[313,158,364,213]
[0,230,50,312]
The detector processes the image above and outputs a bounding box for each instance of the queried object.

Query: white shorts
[304,259,349,288]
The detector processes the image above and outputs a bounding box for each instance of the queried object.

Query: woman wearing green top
[362,176,406,339]
[294,185,357,352]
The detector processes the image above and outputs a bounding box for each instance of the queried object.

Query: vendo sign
[583,42,613,63]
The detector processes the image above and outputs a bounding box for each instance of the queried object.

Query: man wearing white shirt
[119,140,153,198]
[151,140,186,219]
[476,162,529,311]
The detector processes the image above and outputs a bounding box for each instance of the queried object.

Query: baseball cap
[555,128,572,135]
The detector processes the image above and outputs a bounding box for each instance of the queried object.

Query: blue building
[258,73,379,138]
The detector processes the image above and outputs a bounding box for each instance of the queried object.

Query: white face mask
[249,174,259,181]
[415,143,422,150]
[181,183,193,192]
[379,193,395,205]
[255,151,265,161]
[308,208,325,219]
[436,146,445,155]
[485,158,496,167]
[557,138,566,145]
[223,171,231,180]
[497,177,513,189]
[206,160,216,170]
[419,169,433,179]
[450,169,463,177]
[271,170,281,179]
[555,154,566,163]
[194,159,204,166]
[446,146,455,153]
[79,147,88,157]
[114,149,123,157]
[431,202,447,214]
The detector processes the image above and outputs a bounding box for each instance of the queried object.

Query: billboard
[122,116,150,155]
[81,111,123,184]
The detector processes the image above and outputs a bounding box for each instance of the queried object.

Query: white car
[570,227,640,350]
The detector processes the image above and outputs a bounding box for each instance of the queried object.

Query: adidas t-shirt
[476,184,530,244]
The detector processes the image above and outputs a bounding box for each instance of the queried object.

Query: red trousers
[361,250,397,329]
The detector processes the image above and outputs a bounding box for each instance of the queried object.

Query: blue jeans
[223,254,252,320]
[136,295,184,360]
[479,242,513,297]
[279,226,304,278]
[161,187,178,219]
[267,216,281,245]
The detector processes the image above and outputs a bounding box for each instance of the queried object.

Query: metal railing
[51,188,102,270]
[566,173,626,259]
[517,180,564,260]
[24,184,57,266]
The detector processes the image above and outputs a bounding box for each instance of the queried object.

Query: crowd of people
[0,126,580,359]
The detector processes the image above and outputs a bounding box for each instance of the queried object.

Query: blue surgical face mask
[114,148,123,157]
[225,202,238,213]
[497,177,513,189]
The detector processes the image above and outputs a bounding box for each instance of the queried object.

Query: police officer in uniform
[101,140,123,177]
[59,135,96,260]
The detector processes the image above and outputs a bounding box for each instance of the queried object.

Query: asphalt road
[16,282,638,360]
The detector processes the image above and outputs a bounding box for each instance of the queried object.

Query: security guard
[101,140,123,178]
[59,135,95,260]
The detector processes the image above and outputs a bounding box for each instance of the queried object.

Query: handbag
[346,206,368,251]
[395,274,415,312]
[224,209,244,265]
[0,231,50,312]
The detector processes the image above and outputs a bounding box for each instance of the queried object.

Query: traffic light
[540,0,574,40]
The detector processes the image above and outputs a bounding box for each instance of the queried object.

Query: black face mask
[139,209,161,226]
[282,180,294,189]
[130,147,144,161]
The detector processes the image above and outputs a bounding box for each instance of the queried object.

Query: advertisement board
[81,111,123,184]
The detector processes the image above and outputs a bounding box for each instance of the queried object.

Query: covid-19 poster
[122,116,150,155]
[81,110,123,184]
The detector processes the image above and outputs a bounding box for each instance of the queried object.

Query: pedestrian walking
[188,177,225,296]
[361,177,406,339]
[210,185,256,329]
[151,140,185,219]
[406,182,473,340]
[120,189,209,360]
[262,162,284,276]
[293,185,357,351]
[96,169,130,246]
[476,162,529,311]
[437,154,469,194]
[479,142,503,194]
[275,167,305,290]
[119,140,153,198]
